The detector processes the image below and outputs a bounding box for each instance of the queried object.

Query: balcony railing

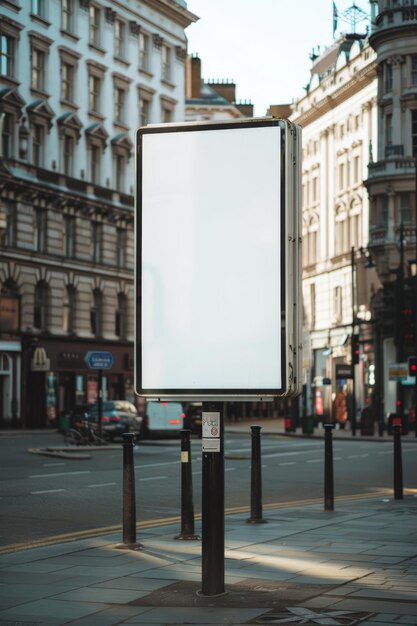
[385,144,404,158]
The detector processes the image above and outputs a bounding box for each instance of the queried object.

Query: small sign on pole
[84,351,113,370]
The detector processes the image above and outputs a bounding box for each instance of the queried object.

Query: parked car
[89,400,143,441]
[183,402,202,438]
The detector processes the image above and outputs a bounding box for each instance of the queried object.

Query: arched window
[90,288,102,336]
[115,293,127,339]
[34,280,49,330]
[63,285,76,333]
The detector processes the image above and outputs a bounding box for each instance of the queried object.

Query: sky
[185,0,371,116]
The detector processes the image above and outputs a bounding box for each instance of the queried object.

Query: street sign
[85,351,113,370]
[336,364,353,379]
[136,118,302,400]
[388,362,408,380]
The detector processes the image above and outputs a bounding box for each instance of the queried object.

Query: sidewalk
[1,492,417,625]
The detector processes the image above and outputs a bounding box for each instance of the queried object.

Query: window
[115,293,127,339]
[338,163,345,191]
[88,74,101,113]
[31,48,46,92]
[90,288,102,336]
[162,107,172,123]
[353,155,360,184]
[61,0,74,33]
[412,110,417,158]
[63,215,75,257]
[1,112,14,158]
[116,228,126,267]
[411,56,417,86]
[312,177,318,204]
[1,201,16,247]
[63,285,76,333]
[34,280,49,330]
[399,192,411,224]
[385,113,392,146]
[140,98,150,127]
[139,32,150,71]
[114,87,126,123]
[90,144,101,184]
[333,286,343,325]
[310,283,316,330]
[91,222,102,262]
[61,61,74,102]
[350,212,361,249]
[89,5,101,47]
[111,133,132,193]
[62,134,74,176]
[31,123,44,167]
[384,62,393,93]
[161,44,171,81]
[114,19,125,59]
[0,33,15,78]
[306,217,318,265]
[335,207,348,255]
[115,154,125,192]
[31,0,46,18]
[34,208,46,253]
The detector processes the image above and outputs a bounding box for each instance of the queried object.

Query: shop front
[22,335,134,429]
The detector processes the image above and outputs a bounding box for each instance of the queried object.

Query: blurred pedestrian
[335,386,348,429]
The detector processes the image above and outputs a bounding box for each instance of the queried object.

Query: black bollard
[247,425,267,524]
[175,429,200,540]
[117,433,143,550]
[393,419,403,500]
[324,423,334,511]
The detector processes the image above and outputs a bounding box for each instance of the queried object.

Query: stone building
[364,0,417,423]
[0,0,197,428]
[290,29,380,424]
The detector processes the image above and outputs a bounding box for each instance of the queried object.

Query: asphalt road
[1,431,416,549]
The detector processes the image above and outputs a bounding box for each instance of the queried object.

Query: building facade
[0,0,197,428]
[365,0,417,425]
[290,31,379,425]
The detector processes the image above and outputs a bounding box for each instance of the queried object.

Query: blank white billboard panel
[136,119,300,399]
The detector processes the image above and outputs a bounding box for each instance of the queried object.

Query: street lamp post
[351,246,357,436]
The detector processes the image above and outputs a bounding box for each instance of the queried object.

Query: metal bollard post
[175,429,200,540]
[324,423,334,511]
[117,433,143,550]
[247,425,267,524]
[393,420,403,500]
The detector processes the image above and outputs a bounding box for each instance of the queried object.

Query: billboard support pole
[201,401,224,596]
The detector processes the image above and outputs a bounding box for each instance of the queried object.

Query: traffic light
[409,356,417,377]
[352,334,360,365]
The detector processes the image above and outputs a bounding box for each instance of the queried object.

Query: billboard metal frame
[135,117,301,401]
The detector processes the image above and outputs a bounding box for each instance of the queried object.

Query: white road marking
[31,489,65,495]
[279,462,296,466]
[29,471,91,479]
[347,455,359,459]
[225,467,236,472]
[139,476,167,481]
[88,482,117,488]
[307,459,321,463]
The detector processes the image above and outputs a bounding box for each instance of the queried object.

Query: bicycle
[63,419,108,447]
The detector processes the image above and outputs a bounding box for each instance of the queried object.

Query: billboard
[136,118,301,400]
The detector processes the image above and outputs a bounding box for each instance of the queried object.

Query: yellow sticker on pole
[181,451,189,463]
